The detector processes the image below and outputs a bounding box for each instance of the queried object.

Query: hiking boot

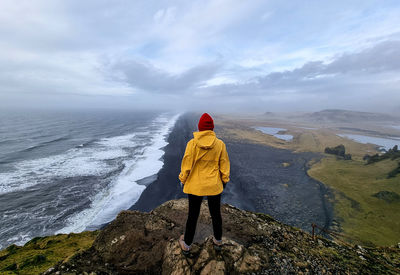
[179,235,191,256]
[212,236,223,251]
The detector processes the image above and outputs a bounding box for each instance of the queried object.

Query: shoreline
[129,113,198,212]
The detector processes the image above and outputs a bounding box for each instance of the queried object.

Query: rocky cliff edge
[45,199,399,274]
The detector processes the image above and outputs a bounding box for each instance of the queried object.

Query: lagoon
[337,134,400,151]
[255,127,293,141]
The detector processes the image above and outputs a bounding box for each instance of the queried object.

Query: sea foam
[0,140,129,194]
[56,113,180,233]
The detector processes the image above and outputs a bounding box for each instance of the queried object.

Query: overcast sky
[1,0,400,113]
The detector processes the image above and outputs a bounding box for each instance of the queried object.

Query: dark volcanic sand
[130,113,333,234]
[222,141,332,232]
[130,113,198,212]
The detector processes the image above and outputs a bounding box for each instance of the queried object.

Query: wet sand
[130,113,333,233]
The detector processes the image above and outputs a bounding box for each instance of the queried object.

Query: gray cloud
[258,40,400,89]
[112,60,221,93]
[180,40,400,113]
[110,40,400,99]
[95,39,400,113]
[326,40,400,74]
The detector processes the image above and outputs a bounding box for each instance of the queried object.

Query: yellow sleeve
[179,139,194,183]
[219,142,230,183]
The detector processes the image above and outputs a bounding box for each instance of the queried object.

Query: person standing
[178,113,230,255]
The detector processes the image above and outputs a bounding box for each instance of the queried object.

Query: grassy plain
[0,231,98,274]
[217,116,400,246]
[308,157,400,246]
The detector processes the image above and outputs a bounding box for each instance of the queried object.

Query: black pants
[184,194,222,246]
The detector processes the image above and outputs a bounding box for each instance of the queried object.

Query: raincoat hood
[193,130,216,149]
[179,130,230,196]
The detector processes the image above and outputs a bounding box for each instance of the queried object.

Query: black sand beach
[130,113,198,212]
[222,141,332,232]
[130,113,333,234]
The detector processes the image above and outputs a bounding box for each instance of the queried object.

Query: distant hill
[303,109,398,123]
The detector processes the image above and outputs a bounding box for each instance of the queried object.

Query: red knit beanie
[198,113,214,131]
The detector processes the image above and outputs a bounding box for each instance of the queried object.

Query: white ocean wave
[57,113,181,233]
[0,132,144,194]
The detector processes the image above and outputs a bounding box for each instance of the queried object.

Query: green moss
[0,230,99,275]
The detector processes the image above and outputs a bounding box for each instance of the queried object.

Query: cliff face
[45,199,399,274]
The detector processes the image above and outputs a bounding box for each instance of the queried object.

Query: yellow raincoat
[179,130,230,196]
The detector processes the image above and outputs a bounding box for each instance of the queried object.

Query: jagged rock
[201,260,225,274]
[45,199,400,274]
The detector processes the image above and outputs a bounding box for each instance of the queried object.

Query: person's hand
[180,182,184,189]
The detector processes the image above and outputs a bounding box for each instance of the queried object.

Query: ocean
[0,109,180,249]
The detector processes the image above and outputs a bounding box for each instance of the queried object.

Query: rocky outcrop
[324,144,352,160]
[46,199,400,274]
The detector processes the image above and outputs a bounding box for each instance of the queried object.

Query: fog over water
[0,1,400,114]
